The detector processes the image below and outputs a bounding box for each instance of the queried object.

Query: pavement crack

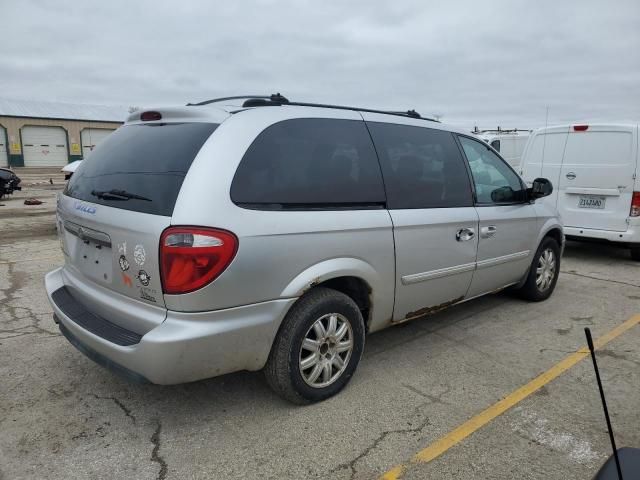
[0,260,58,339]
[330,402,433,480]
[560,270,640,288]
[0,324,58,339]
[89,394,136,424]
[150,420,168,480]
[402,383,451,405]
[539,348,576,354]
[598,349,640,366]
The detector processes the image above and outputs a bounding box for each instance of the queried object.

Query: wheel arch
[544,226,564,249]
[515,223,564,289]
[279,257,388,332]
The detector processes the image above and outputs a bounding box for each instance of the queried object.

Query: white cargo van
[473,129,531,168]
[520,124,640,260]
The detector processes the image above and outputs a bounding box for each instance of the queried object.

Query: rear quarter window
[230,118,385,209]
[65,122,218,216]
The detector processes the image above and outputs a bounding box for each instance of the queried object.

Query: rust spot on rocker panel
[400,296,465,322]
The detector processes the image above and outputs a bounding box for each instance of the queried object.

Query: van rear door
[520,126,569,211]
[557,125,637,232]
[60,121,219,314]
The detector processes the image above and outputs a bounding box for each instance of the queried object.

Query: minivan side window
[458,135,526,204]
[366,122,473,209]
[231,119,385,209]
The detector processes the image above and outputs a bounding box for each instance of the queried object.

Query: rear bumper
[564,222,640,245]
[45,267,296,385]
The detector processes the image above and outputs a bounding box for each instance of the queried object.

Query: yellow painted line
[380,314,640,480]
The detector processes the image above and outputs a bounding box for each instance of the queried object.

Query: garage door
[22,126,68,167]
[0,127,7,167]
[81,128,115,157]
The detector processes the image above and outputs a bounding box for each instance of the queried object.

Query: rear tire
[516,237,561,302]
[631,246,640,261]
[264,287,365,404]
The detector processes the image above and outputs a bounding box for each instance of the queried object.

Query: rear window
[65,122,218,216]
[230,118,385,209]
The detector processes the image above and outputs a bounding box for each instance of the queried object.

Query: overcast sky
[1,0,639,128]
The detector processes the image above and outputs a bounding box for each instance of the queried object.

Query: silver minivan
[45,95,562,403]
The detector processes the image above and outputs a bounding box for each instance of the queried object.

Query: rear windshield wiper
[91,189,152,202]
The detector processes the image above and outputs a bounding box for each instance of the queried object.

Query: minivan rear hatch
[59,122,219,311]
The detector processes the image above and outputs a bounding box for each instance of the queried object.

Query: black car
[0,168,21,198]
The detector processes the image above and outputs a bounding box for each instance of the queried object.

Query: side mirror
[491,185,515,203]
[528,177,553,200]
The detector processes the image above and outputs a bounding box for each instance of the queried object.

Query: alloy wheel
[536,248,556,292]
[299,313,354,388]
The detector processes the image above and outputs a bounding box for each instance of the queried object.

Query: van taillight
[631,192,640,217]
[573,125,589,131]
[160,227,238,295]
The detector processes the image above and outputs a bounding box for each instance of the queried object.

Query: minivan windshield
[65,122,218,216]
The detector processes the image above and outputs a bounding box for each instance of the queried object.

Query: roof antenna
[585,328,624,480]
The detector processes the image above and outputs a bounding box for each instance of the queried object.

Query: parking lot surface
[1,177,639,479]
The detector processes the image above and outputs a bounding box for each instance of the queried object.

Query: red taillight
[141,111,162,121]
[631,192,640,217]
[160,227,238,295]
[573,125,589,131]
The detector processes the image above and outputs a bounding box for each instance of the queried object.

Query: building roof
[0,98,128,122]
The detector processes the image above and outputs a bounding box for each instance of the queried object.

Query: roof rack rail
[188,93,439,122]
[473,126,531,134]
[186,94,288,107]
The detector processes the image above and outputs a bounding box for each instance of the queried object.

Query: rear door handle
[456,227,475,242]
[480,225,497,238]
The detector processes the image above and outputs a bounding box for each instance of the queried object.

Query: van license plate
[578,196,606,209]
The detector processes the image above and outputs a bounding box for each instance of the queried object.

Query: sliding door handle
[480,225,497,238]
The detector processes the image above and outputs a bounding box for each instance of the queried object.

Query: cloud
[1,0,639,128]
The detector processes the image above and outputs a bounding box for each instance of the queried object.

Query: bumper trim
[52,286,142,346]
[59,321,149,384]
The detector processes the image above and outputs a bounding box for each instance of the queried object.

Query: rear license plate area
[76,240,113,283]
[578,195,606,209]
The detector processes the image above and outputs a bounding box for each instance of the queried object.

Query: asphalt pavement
[1,176,638,480]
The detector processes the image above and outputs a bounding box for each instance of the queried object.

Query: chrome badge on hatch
[74,202,97,215]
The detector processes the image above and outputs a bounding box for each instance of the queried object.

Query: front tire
[516,237,561,301]
[264,287,365,404]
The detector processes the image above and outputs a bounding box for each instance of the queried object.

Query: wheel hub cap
[299,313,353,389]
[536,248,556,292]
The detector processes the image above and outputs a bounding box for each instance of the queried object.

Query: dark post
[584,328,623,480]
